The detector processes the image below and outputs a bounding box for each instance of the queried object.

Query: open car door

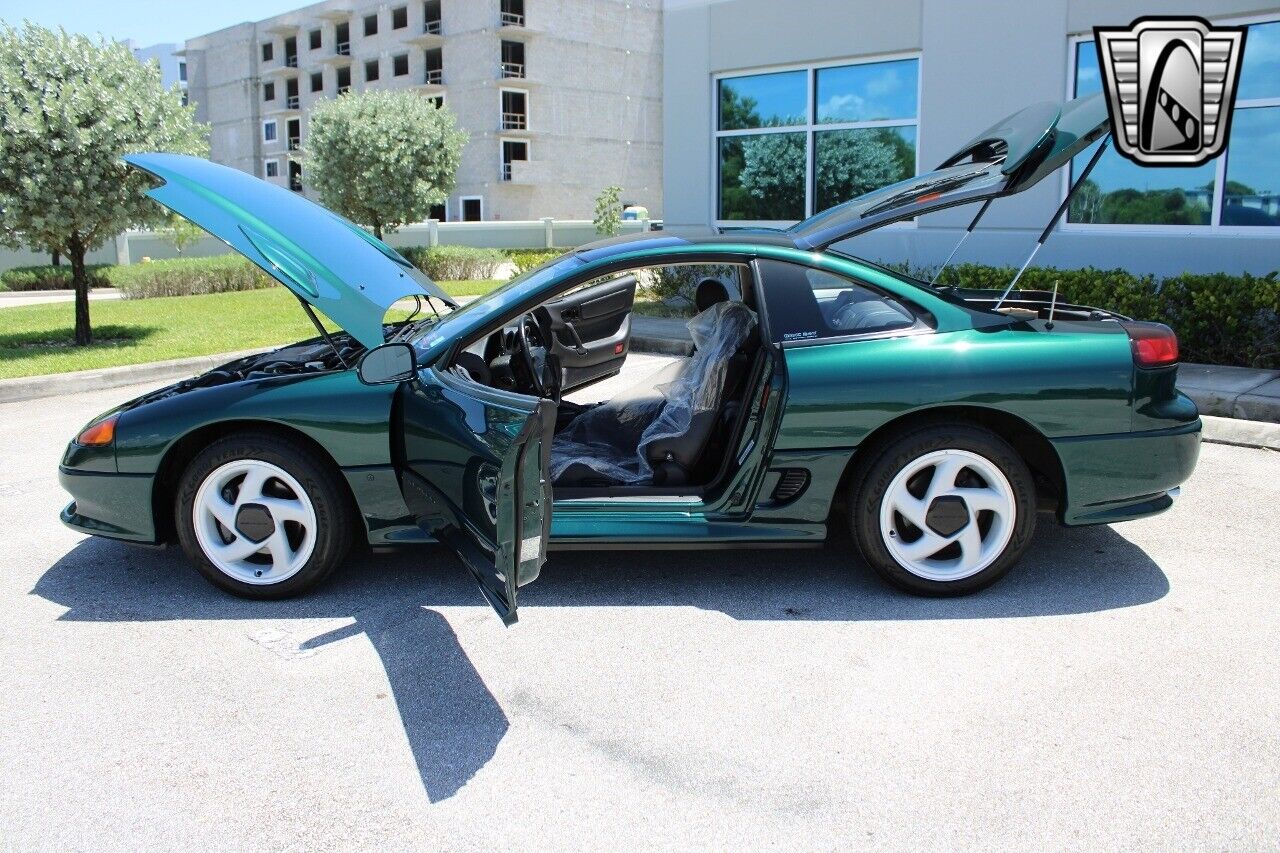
[538,273,637,391]
[395,366,555,625]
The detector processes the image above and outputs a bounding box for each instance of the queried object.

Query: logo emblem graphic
[1094,16,1247,167]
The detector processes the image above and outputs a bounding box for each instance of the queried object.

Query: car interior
[444,262,769,497]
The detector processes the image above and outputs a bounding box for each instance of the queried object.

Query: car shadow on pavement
[33,520,1166,802]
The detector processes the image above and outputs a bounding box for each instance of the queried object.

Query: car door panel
[540,274,637,390]
[396,368,554,624]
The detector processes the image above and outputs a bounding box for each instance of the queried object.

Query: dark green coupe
[60,93,1200,624]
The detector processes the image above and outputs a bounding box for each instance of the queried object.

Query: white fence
[0,217,654,273]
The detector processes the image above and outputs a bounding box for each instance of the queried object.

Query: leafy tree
[0,22,207,344]
[304,90,467,239]
[730,127,911,220]
[164,214,206,255]
[593,185,623,236]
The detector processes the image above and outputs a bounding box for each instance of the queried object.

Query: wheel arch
[152,419,361,544]
[833,404,1067,525]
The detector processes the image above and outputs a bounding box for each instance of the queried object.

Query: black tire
[174,431,353,599]
[848,422,1036,596]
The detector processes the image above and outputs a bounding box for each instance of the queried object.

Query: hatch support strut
[932,197,993,285]
[994,136,1110,310]
[296,296,350,369]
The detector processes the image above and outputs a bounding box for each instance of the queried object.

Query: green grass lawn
[0,281,500,380]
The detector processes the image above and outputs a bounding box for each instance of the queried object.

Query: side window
[759,260,918,343]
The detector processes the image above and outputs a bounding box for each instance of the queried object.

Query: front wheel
[175,432,353,599]
[849,423,1036,596]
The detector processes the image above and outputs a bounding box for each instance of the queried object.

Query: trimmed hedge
[0,264,112,292]
[508,248,570,274]
[106,256,274,299]
[918,262,1280,369]
[401,245,507,281]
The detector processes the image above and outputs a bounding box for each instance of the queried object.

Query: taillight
[1124,322,1179,368]
[76,413,119,446]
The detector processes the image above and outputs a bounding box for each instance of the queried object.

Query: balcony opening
[424,0,442,34]
[501,89,527,130]
[289,160,303,192]
[310,71,324,93]
[500,0,525,27]
[424,47,443,85]
[501,40,524,79]
[336,65,351,94]
[461,196,483,221]
[309,28,322,50]
[284,36,298,67]
[392,5,408,29]
[426,95,444,108]
[364,13,378,37]
[365,58,380,83]
[286,78,299,109]
[336,21,350,55]
[287,118,301,151]
[501,138,528,181]
[393,53,409,77]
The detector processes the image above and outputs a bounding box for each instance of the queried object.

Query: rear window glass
[759,260,917,343]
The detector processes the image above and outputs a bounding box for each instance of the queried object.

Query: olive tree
[305,90,467,239]
[0,23,207,345]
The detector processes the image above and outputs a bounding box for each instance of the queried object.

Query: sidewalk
[0,287,121,308]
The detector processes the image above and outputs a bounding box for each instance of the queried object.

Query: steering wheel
[517,311,561,402]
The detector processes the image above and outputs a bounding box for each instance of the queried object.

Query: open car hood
[788,93,1109,250]
[124,153,456,349]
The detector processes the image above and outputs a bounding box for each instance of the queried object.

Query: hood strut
[995,136,1110,310]
[296,296,350,368]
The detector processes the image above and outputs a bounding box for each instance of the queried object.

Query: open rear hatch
[786,93,1109,251]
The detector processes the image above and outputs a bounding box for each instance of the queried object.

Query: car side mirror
[357,342,416,385]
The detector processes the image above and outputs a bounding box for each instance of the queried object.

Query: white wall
[663,0,1280,277]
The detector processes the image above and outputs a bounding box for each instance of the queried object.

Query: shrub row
[508,248,571,274]
[107,256,274,299]
[0,264,112,292]
[400,245,508,281]
[919,262,1280,369]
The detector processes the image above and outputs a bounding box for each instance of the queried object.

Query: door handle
[562,321,589,356]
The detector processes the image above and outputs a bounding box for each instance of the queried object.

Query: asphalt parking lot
[2,357,1278,851]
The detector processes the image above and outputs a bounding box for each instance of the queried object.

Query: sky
[0,0,309,46]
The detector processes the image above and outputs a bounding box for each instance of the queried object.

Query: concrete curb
[0,348,272,404]
[1200,415,1280,451]
[0,287,117,299]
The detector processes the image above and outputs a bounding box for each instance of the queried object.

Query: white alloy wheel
[192,459,318,585]
[878,448,1016,582]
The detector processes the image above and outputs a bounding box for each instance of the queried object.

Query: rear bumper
[1053,419,1201,526]
[58,466,157,543]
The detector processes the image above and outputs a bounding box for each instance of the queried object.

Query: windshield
[411,253,586,361]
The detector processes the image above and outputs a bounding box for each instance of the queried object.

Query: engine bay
[131,334,366,406]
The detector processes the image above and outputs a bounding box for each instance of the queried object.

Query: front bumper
[58,466,157,543]
[1053,419,1202,526]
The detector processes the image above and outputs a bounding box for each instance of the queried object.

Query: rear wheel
[175,432,353,599]
[849,423,1036,595]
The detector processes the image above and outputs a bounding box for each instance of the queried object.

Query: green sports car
[59,92,1200,624]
